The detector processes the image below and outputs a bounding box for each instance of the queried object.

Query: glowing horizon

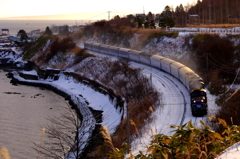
[0,0,196,20]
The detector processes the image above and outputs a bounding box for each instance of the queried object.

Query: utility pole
[125,94,133,150]
[126,97,130,146]
[204,53,210,82]
[107,11,111,21]
[208,5,212,25]
[185,6,188,26]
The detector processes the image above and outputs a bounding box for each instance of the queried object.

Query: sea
[0,20,92,35]
[0,70,70,158]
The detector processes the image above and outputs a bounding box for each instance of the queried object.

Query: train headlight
[193,100,196,103]
[201,100,204,102]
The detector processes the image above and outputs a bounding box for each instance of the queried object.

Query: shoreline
[6,65,123,158]
[9,70,96,158]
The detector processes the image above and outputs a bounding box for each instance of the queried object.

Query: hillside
[2,21,240,157]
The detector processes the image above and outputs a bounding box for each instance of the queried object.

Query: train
[84,42,208,116]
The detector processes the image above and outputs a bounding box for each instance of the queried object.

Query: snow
[88,50,221,157]
[53,74,122,134]
[217,142,240,159]
[170,27,240,34]
[1,32,240,158]
[21,69,38,76]
[10,69,122,158]
[71,41,240,158]
[0,42,11,46]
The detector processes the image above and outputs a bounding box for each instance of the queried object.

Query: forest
[174,0,240,26]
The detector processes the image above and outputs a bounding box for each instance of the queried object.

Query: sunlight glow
[0,0,196,20]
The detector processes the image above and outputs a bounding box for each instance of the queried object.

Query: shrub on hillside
[148,31,178,41]
[40,36,76,63]
[49,36,76,55]
[110,117,240,159]
[71,47,94,66]
[191,34,235,84]
[59,36,76,53]
[74,57,160,149]
[22,35,50,60]
[216,90,240,127]
[34,36,91,66]
[191,34,235,69]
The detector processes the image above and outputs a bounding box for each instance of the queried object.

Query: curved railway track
[88,49,209,154]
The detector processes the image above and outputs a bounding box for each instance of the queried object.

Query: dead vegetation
[74,57,160,149]
[26,35,160,157]
[30,36,93,67]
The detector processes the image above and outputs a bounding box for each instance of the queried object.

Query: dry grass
[112,96,158,148]
[85,126,115,158]
[133,28,163,34]
[0,147,11,159]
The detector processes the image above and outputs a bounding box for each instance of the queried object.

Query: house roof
[1,29,10,32]
[8,36,21,42]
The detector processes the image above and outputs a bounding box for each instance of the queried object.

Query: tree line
[187,0,240,25]
[107,0,240,28]
[167,0,240,26]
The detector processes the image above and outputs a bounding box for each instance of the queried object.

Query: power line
[220,69,240,96]
[225,85,240,102]
[202,54,239,74]
[88,12,108,19]
[208,54,237,70]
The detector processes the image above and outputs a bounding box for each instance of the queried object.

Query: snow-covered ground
[1,33,240,158]
[170,27,240,34]
[52,73,122,134]
[88,50,220,156]
[11,70,121,158]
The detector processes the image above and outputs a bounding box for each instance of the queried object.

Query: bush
[71,47,95,66]
[110,117,240,159]
[191,34,235,84]
[148,31,179,40]
[59,36,76,53]
[216,90,240,126]
[191,34,235,69]
[22,35,50,60]
[74,57,160,149]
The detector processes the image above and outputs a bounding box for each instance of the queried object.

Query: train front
[189,79,208,116]
[190,89,208,116]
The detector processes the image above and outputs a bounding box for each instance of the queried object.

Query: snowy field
[1,33,240,157]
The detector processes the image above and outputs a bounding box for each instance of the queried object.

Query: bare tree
[34,104,83,159]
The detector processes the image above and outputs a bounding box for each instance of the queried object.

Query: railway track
[88,49,210,154]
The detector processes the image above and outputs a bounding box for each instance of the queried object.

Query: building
[1,29,10,36]
[8,36,21,43]
[28,29,42,40]
[51,25,68,33]
[189,15,200,25]
[69,25,85,33]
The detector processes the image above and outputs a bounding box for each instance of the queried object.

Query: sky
[0,0,196,20]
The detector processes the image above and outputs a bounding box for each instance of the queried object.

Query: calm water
[0,70,69,158]
[0,20,90,35]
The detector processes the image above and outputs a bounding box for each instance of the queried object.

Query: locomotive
[84,42,208,116]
